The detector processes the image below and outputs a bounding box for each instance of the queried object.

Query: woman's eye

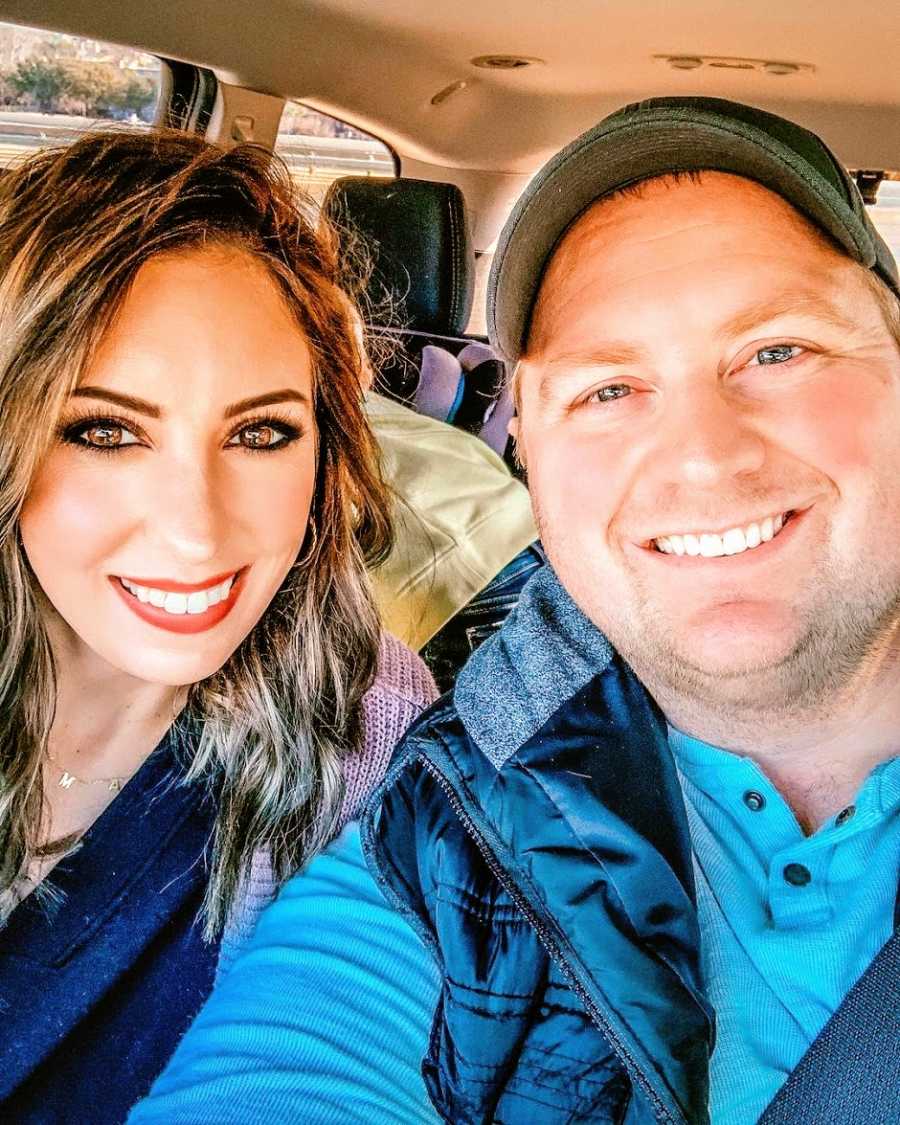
[749,344,803,366]
[65,421,140,450]
[228,422,298,451]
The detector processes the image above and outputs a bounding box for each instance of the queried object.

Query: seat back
[323,176,474,337]
[323,176,514,458]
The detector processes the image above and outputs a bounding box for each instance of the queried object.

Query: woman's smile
[111,568,247,634]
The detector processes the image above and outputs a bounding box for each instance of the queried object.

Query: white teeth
[722,528,746,555]
[119,574,237,615]
[699,534,723,558]
[163,592,188,615]
[654,513,790,559]
[186,592,208,615]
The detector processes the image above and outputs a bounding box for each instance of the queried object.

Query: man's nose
[656,384,766,488]
[149,457,228,567]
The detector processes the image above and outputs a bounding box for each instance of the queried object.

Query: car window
[0,21,160,167]
[274,101,394,204]
[867,177,900,261]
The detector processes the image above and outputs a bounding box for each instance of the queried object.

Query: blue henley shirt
[669,727,900,1123]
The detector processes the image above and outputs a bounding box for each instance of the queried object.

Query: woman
[0,129,435,1122]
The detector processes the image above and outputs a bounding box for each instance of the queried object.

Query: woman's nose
[149,458,228,567]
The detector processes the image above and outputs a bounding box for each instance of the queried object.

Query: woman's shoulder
[342,633,439,825]
[368,630,439,711]
[222,634,436,962]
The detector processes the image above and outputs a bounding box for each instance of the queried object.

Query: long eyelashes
[58,413,145,456]
[226,413,303,452]
[56,412,304,455]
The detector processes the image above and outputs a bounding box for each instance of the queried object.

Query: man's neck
[649,665,900,834]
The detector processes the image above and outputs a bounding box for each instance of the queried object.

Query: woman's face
[19,247,318,687]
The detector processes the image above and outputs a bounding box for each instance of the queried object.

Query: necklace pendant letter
[107,778,121,793]
[58,772,76,790]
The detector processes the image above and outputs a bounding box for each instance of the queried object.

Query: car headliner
[4,0,900,249]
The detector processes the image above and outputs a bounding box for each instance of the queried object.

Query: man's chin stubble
[622,590,900,724]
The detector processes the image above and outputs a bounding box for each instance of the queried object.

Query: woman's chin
[73,634,240,690]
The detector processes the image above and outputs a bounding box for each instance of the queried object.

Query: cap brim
[488,104,889,363]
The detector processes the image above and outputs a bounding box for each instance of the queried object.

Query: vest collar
[453,563,615,767]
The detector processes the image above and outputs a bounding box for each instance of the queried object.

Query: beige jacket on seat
[367,392,537,650]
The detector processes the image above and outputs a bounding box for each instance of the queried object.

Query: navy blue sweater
[0,732,220,1124]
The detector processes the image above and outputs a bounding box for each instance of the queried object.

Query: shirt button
[836,805,856,826]
[783,863,812,887]
[743,790,766,812]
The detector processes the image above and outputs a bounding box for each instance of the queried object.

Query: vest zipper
[419,754,684,1125]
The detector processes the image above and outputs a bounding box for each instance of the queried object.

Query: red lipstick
[110,569,245,635]
[117,570,237,593]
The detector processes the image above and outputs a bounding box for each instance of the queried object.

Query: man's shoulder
[365,690,483,846]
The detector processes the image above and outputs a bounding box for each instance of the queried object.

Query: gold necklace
[46,754,130,793]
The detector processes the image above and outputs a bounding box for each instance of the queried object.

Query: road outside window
[868,177,900,263]
[0,22,159,167]
[275,101,394,203]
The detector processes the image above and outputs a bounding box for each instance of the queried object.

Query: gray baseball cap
[487,96,900,364]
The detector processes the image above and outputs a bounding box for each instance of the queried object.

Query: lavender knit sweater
[218,632,437,973]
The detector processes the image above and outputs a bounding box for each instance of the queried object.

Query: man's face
[515,172,900,713]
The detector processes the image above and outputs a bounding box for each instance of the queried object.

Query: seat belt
[758,926,900,1124]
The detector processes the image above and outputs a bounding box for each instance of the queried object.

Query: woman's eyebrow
[224,389,311,418]
[71,386,161,416]
[69,387,311,419]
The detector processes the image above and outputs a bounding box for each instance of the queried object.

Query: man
[364,97,900,1124]
[131,98,898,1125]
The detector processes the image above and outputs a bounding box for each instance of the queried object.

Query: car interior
[3,0,900,681]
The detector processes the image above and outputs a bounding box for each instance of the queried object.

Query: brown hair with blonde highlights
[0,129,392,934]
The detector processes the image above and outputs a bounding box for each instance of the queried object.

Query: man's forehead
[526,172,848,355]
[549,171,818,263]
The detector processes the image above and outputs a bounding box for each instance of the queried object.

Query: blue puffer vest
[364,566,716,1123]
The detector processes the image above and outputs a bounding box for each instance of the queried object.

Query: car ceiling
[5,0,900,245]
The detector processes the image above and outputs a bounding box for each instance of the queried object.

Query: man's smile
[636,507,811,569]
[650,510,793,557]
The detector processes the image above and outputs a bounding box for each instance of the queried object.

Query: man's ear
[508,415,519,441]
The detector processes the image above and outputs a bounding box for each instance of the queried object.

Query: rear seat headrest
[323,177,475,337]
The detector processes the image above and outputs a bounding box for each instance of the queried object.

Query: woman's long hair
[0,129,392,935]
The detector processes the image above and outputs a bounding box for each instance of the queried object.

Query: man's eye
[587,384,631,405]
[750,344,803,366]
[228,422,298,451]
